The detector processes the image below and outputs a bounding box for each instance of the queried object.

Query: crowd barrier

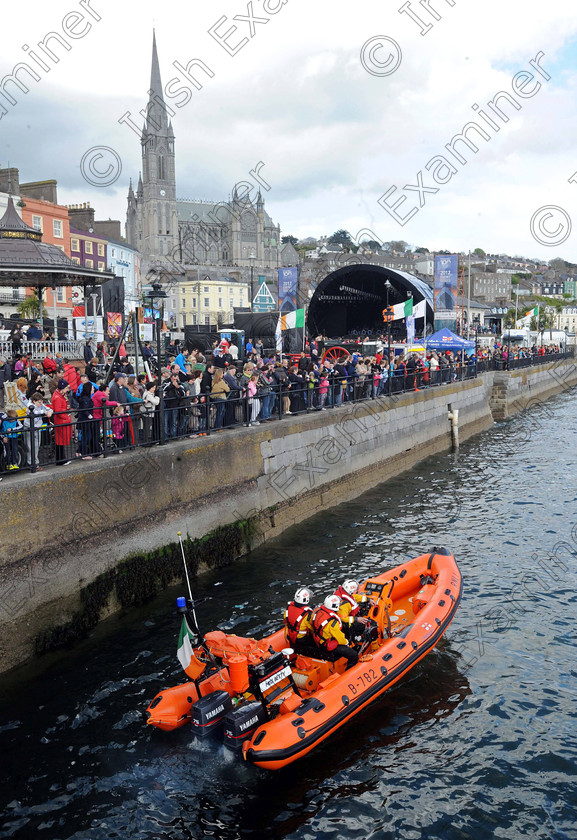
[1,351,573,476]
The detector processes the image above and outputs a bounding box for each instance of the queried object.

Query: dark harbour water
[1,389,577,840]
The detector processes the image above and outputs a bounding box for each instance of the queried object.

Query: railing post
[29,411,36,474]
[102,412,108,458]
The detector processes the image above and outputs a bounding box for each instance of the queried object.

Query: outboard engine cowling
[191,690,232,739]
[223,701,268,751]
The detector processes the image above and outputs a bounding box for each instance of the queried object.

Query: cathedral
[126,33,282,286]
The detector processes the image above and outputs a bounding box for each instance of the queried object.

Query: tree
[328,229,353,247]
[384,240,408,253]
[17,295,47,320]
[415,247,429,255]
[281,235,299,247]
[327,229,358,253]
[473,248,486,257]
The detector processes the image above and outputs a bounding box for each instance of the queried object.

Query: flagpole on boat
[177,531,204,641]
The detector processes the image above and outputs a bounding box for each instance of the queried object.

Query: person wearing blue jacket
[1,409,22,470]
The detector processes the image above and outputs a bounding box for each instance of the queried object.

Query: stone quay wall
[1,358,576,673]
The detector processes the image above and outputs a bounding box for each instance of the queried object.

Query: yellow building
[168,275,249,329]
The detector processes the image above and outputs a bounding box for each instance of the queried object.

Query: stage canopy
[307,263,433,339]
[425,328,475,350]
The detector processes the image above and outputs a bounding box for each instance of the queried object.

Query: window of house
[218,298,223,308]
[203,286,209,293]
[181,314,187,327]
[192,297,197,308]
[192,313,197,325]
[218,287,222,293]
[182,298,186,308]
[53,220,63,238]
[97,243,105,256]
[85,259,93,269]
[204,315,211,325]
[98,262,105,271]
[71,238,80,252]
[32,215,43,231]
[111,248,116,258]
[120,251,125,260]
[72,257,81,265]
[204,297,209,308]
[56,287,65,303]
[85,241,93,254]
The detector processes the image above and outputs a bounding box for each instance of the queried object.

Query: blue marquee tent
[425,328,475,351]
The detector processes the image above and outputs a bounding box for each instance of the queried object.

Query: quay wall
[1,359,576,673]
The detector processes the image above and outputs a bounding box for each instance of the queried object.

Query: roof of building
[0,196,114,287]
[176,198,276,230]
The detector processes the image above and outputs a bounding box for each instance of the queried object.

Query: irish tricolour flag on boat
[177,615,196,672]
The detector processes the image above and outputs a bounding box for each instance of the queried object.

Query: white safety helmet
[294,587,313,606]
[324,594,341,612]
[343,579,359,596]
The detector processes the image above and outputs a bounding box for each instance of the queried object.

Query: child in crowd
[112,405,127,453]
[1,409,22,471]
[318,373,329,410]
[247,373,261,425]
[22,393,53,470]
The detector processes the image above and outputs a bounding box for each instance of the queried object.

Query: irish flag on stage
[280,308,305,330]
[391,298,426,320]
[516,305,538,328]
[276,308,305,352]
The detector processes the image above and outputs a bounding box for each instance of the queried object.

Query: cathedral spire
[145,30,168,132]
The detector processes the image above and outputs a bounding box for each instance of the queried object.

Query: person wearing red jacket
[284,587,314,649]
[63,361,80,393]
[312,595,358,669]
[42,353,58,375]
[51,380,72,465]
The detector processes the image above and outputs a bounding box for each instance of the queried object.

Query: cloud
[2,0,577,258]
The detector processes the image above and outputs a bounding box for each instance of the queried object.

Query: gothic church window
[159,155,165,181]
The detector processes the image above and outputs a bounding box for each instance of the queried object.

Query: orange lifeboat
[145,548,462,769]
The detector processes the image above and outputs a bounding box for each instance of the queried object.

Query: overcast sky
[2,0,577,261]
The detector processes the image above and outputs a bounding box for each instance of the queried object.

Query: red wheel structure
[321,345,349,364]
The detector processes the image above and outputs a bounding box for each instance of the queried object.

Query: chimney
[68,204,96,232]
[0,166,20,195]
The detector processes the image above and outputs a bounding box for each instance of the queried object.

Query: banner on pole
[107,312,123,338]
[434,255,458,331]
[278,267,298,313]
[406,315,415,346]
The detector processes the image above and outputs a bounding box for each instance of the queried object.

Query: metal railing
[476,351,573,372]
[1,351,573,477]
[0,340,84,358]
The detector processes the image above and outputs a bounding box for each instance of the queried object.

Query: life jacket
[334,585,359,617]
[284,602,312,646]
[312,605,342,650]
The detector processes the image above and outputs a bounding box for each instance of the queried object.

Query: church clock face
[160,189,166,196]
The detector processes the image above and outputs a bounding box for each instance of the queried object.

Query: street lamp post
[382,280,394,396]
[506,319,512,371]
[249,252,256,312]
[147,280,167,444]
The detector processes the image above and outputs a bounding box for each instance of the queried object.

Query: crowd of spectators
[0,334,569,477]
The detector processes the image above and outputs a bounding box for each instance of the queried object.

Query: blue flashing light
[176,596,187,609]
